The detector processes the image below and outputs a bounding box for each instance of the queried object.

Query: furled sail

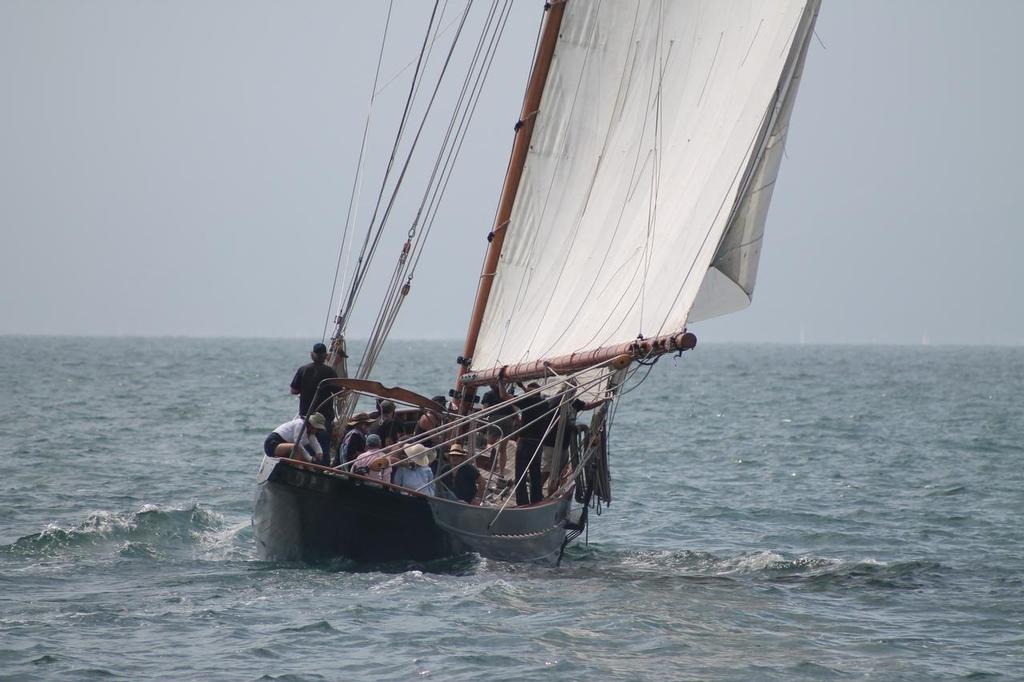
[470,0,819,373]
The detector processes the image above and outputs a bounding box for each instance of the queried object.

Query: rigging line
[338,0,442,331]
[335,365,619,478]
[357,0,505,376]
[365,85,496,373]
[471,0,541,275]
[406,0,453,139]
[407,0,513,278]
[360,244,409,367]
[407,370,616,495]
[618,354,659,396]
[408,365,616,451]
[369,14,504,356]
[344,0,476,322]
[519,0,545,115]
[358,8,512,385]
[402,0,503,248]
[323,0,395,341]
[411,0,512,266]
[341,1,445,325]
[344,0,440,291]
[373,13,465,97]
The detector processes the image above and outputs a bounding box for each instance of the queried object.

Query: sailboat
[253,0,821,565]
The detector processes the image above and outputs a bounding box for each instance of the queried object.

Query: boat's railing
[270,455,432,498]
[288,358,625,509]
[388,364,619,513]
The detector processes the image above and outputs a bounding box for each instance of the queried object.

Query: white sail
[471,0,819,372]
[689,0,818,322]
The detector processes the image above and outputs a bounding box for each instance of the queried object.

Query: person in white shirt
[263,413,326,463]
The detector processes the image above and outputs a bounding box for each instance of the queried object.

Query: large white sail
[471,0,819,372]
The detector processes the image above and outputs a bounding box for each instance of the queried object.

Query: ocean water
[0,337,1021,680]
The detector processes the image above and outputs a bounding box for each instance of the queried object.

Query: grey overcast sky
[1,1,1021,345]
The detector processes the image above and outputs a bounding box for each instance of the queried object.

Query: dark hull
[253,456,573,564]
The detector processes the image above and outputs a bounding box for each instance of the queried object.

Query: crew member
[263,413,326,463]
[290,342,338,459]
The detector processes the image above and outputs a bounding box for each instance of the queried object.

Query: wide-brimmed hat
[448,443,468,458]
[347,412,374,427]
[306,413,326,431]
[405,443,435,467]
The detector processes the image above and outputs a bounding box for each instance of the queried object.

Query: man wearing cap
[351,434,393,483]
[340,412,374,464]
[290,343,339,460]
[392,443,436,496]
[373,400,405,447]
[263,413,326,463]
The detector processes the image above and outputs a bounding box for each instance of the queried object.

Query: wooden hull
[253,456,574,565]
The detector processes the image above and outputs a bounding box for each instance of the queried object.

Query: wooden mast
[454,0,567,410]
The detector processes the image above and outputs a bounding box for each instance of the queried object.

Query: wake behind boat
[253,0,820,565]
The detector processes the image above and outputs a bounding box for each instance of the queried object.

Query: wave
[566,545,947,589]
[2,504,249,561]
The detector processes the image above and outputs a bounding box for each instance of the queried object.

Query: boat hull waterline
[253,456,575,564]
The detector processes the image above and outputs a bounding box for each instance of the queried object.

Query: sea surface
[0,337,1021,680]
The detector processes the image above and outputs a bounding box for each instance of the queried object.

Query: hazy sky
[2,1,1022,345]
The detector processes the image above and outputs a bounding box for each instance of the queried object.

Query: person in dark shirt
[445,443,485,504]
[290,343,338,458]
[340,412,374,464]
[374,400,405,447]
[480,388,518,439]
[512,382,552,505]
[541,394,606,494]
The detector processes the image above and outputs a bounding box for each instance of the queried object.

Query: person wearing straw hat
[443,443,486,505]
[392,443,436,496]
[340,412,375,464]
[263,413,326,463]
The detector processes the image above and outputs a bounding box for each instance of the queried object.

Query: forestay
[471,0,819,372]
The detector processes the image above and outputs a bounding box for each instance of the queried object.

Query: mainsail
[467,0,820,376]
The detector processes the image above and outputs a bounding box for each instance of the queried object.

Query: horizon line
[1,332,1022,348]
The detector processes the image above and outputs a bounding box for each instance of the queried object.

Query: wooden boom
[460,331,697,387]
